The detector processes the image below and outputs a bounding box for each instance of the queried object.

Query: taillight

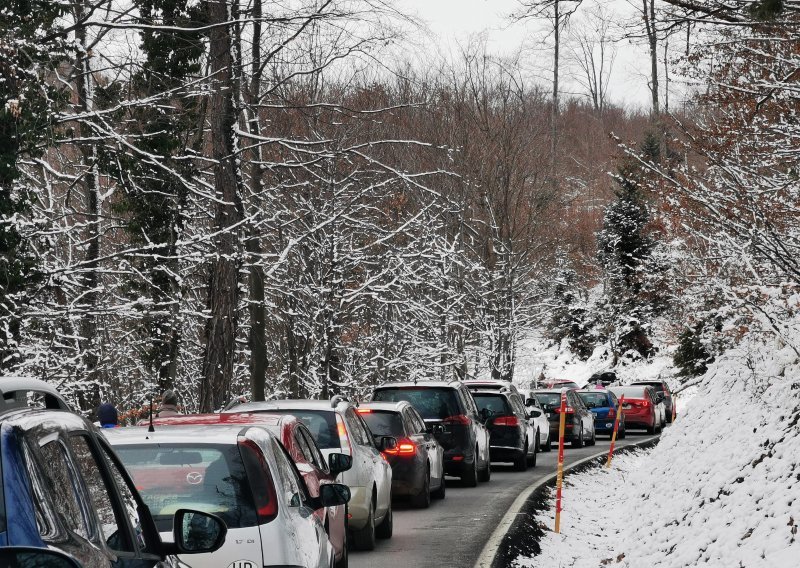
[554,407,574,414]
[335,414,352,455]
[239,439,278,524]
[493,416,519,427]
[356,408,372,414]
[443,415,471,425]
[607,408,616,419]
[383,438,417,457]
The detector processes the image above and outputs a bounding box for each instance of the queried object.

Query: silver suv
[225,397,394,551]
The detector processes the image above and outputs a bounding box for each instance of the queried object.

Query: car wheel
[411,469,431,509]
[586,426,596,446]
[647,418,657,435]
[528,435,538,467]
[376,500,393,539]
[432,474,446,499]
[462,452,478,487]
[572,425,584,448]
[351,500,376,551]
[542,432,552,452]
[513,442,528,471]
[478,448,491,482]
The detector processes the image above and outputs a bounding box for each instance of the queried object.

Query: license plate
[623,404,631,409]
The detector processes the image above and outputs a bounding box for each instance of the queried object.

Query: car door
[573,393,594,436]
[459,387,489,464]
[353,411,391,519]
[406,407,441,485]
[271,439,329,568]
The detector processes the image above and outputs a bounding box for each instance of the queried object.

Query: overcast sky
[394,0,658,111]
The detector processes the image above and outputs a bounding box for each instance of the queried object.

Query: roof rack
[0,377,71,412]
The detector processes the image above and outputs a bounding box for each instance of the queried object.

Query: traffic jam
[0,376,673,568]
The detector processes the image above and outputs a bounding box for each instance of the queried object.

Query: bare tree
[568,4,617,114]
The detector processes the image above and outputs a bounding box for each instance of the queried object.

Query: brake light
[238,439,278,524]
[443,415,471,425]
[493,416,519,427]
[630,400,649,408]
[383,438,417,457]
[356,408,372,414]
[335,414,352,455]
[554,407,574,414]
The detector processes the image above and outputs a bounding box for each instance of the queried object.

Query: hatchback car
[470,389,537,470]
[106,424,349,568]
[609,385,663,434]
[576,390,626,439]
[521,389,552,451]
[533,389,596,447]
[225,397,393,551]
[147,412,352,568]
[631,379,674,422]
[370,380,491,487]
[357,401,446,507]
[0,378,226,568]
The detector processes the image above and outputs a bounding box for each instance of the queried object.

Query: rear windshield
[359,411,404,437]
[610,387,648,398]
[256,409,340,449]
[472,394,511,416]
[533,392,561,410]
[633,382,665,392]
[577,392,609,409]
[114,444,257,530]
[372,388,460,420]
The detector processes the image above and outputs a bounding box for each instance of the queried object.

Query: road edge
[473,436,660,568]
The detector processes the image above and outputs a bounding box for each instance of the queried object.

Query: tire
[647,418,657,435]
[513,442,528,471]
[410,469,431,509]
[618,425,626,440]
[351,500,376,551]
[528,434,539,466]
[542,432,552,452]
[432,474,446,499]
[478,448,491,482]
[586,426,596,446]
[376,501,392,539]
[334,526,348,568]
[461,453,478,487]
[572,425,584,448]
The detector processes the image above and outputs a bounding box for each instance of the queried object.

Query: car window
[22,440,59,541]
[360,410,404,437]
[68,434,134,552]
[355,414,376,447]
[461,388,480,418]
[472,394,511,416]
[409,408,427,433]
[372,388,460,420]
[534,392,561,410]
[344,409,367,445]
[260,409,340,449]
[37,438,92,541]
[299,427,328,472]
[293,429,317,466]
[271,439,308,506]
[577,392,609,409]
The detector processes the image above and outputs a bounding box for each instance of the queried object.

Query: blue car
[576,390,626,439]
[0,377,226,567]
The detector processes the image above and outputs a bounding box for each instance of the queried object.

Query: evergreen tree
[674,323,714,377]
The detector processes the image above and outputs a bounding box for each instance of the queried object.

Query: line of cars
[0,374,671,568]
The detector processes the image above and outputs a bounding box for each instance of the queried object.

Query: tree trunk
[199,0,242,412]
[551,0,560,166]
[644,0,660,116]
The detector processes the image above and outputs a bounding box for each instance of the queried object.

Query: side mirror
[525,399,536,407]
[172,509,227,554]
[0,547,82,568]
[308,483,351,510]
[528,408,542,418]
[328,452,353,475]
[379,436,398,452]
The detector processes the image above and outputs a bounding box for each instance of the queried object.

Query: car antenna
[147,395,155,433]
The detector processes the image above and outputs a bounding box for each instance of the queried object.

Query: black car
[357,401,446,508]
[589,370,619,388]
[0,378,226,567]
[370,381,491,487]
[470,389,537,470]
[533,389,596,447]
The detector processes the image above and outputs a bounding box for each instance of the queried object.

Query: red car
[609,385,663,434]
[149,412,352,568]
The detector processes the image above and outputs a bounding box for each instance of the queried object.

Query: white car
[521,389,553,451]
[105,425,350,568]
[227,397,394,550]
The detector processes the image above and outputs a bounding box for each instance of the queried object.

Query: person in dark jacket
[156,390,181,417]
[97,403,119,428]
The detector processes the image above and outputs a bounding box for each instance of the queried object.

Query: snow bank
[515,327,800,567]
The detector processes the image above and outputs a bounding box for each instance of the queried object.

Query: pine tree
[674,323,714,377]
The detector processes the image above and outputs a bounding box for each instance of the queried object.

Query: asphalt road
[350,431,659,568]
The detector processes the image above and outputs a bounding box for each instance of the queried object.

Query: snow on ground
[515,319,800,568]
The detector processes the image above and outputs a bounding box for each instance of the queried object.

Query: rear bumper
[594,420,617,434]
[388,457,426,496]
[489,445,524,461]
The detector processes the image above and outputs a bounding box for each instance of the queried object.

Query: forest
[1,0,797,418]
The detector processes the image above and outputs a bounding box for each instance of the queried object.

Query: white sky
[394,0,659,111]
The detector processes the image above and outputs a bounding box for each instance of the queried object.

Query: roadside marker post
[672,395,677,423]
[554,389,567,533]
[605,395,624,469]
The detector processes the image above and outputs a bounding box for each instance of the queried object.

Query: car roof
[150,412,295,429]
[0,406,88,430]
[0,377,72,411]
[358,401,410,412]
[103,424,266,445]
[470,389,512,398]
[226,399,347,413]
[373,380,463,390]
[533,388,576,394]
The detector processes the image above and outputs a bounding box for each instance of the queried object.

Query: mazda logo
[186,472,203,485]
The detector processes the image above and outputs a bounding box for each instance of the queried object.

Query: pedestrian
[97,402,119,428]
[156,390,181,417]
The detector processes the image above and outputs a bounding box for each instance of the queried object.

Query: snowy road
[350,432,659,568]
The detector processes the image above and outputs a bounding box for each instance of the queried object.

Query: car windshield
[611,387,648,399]
[359,411,404,436]
[372,388,460,420]
[534,392,562,410]
[472,394,511,416]
[256,409,340,449]
[114,443,258,531]
[577,392,609,409]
